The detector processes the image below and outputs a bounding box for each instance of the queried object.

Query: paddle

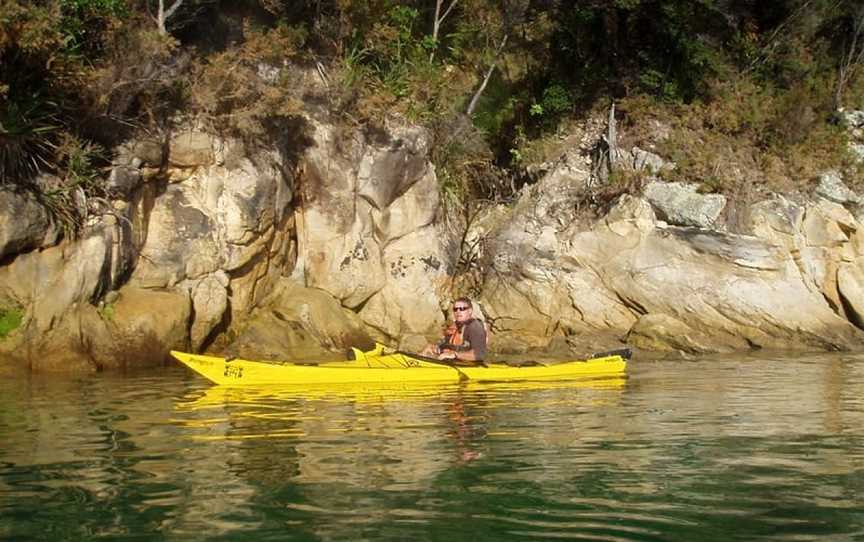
[351,344,473,380]
[589,347,633,361]
[397,351,471,381]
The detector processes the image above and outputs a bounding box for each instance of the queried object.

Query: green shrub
[97,302,115,322]
[620,70,855,196]
[0,307,23,339]
[0,91,60,183]
[59,0,128,55]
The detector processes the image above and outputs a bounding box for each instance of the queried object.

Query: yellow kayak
[170,344,629,387]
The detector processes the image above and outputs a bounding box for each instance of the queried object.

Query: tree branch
[836,6,864,109]
[466,34,508,117]
[430,0,459,62]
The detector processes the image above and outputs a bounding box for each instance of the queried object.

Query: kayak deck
[170,345,628,387]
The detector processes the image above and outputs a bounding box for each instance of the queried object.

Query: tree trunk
[430,0,459,62]
[156,0,184,35]
[835,7,864,110]
[466,34,508,117]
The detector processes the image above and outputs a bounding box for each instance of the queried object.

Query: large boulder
[480,194,641,352]
[627,313,745,353]
[168,131,216,168]
[264,280,373,351]
[81,286,191,370]
[189,271,230,350]
[298,121,385,307]
[643,180,727,229]
[577,218,861,351]
[838,263,864,328]
[0,225,113,334]
[225,279,376,363]
[7,285,190,373]
[129,183,221,289]
[815,172,861,205]
[0,186,58,259]
[358,227,449,349]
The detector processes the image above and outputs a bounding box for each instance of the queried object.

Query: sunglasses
[453,306,470,312]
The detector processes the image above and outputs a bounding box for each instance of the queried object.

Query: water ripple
[1,358,864,540]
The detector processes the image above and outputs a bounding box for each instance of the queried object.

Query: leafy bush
[0,306,23,339]
[1,2,72,184]
[97,301,115,321]
[620,71,858,196]
[531,83,572,119]
[3,0,864,230]
[59,0,128,55]
[0,90,60,182]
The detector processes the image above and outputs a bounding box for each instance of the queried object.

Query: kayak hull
[171,346,628,387]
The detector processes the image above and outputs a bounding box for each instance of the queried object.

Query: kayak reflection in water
[421,297,487,364]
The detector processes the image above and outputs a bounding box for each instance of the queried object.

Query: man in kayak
[422,297,487,364]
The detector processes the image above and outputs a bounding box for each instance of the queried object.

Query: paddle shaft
[400,352,471,379]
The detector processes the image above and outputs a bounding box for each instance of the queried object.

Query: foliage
[0,90,60,182]
[186,20,306,135]
[1,1,71,184]
[2,0,864,227]
[59,0,128,54]
[0,306,23,339]
[97,301,115,321]
[620,72,858,195]
[35,134,108,235]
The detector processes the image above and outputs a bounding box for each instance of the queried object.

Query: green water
[1,353,864,541]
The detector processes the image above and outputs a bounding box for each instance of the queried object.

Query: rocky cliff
[1,107,863,372]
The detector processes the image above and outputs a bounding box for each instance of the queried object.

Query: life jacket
[445,323,463,346]
[442,318,489,350]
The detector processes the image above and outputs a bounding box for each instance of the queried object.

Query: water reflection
[171,378,627,494]
[447,391,487,464]
[2,356,864,541]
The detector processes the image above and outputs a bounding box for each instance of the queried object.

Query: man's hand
[438,351,457,360]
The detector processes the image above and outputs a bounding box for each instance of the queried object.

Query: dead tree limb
[466,34,508,117]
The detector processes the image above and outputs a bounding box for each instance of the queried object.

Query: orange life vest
[445,324,463,346]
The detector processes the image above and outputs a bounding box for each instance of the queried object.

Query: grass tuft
[0,307,23,339]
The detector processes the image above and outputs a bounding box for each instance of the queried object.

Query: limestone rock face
[130,147,296,344]
[83,286,191,370]
[298,121,383,308]
[627,313,740,353]
[6,285,190,373]
[745,194,864,318]
[0,188,164,372]
[227,311,338,364]
[264,280,373,352]
[586,221,859,351]
[0,187,57,259]
[838,263,864,328]
[130,184,221,289]
[0,115,454,372]
[5,110,864,372]
[0,226,113,334]
[643,181,727,229]
[168,131,216,168]
[189,271,230,350]
[816,172,861,205]
[357,228,449,348]
[226,279,374,363]
[296,119,448,337]
[0,127,299,371]
[481,168,864,353]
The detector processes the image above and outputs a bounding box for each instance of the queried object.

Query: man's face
[452,302,472,324]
